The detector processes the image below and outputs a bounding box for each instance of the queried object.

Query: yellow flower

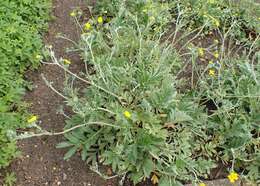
[123,111,131,119]
[84,22,91,31]
[209,60,214,64]
[213,51,219,58]
[227,171,239,183]
[151,174,159,185]
[97,16,103,24]
[63,59,71,65]
[209,69,215,76]
[27,115,37,123]
[199,183,206,186]
[198,48,205,57]
[70,11,76,17]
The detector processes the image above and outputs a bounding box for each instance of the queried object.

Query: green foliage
[61,13,216,184]
[0,113,22,168]
[3,172,16,186]
[54,0,259,185]
[197,58,260,182]
[89,0,172,32]
[0,0,51,168]
[91,0,260,43]
[168,0,260,42]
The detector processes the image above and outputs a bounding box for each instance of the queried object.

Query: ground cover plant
[0,0,50,168]
[22,0,259,185]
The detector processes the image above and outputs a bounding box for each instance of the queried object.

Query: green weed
[3,172,16,186]
[0,0,51,168]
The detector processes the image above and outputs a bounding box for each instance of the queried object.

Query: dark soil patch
[0,170,7,185]
[10,0,117,186]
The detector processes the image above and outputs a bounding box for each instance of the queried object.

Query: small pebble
[63,173,67,180]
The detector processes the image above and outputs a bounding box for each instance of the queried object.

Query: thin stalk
[17,121,121,139]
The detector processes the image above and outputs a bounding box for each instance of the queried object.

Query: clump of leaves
[58,9,216,185]
[4,172,16,186]
[196,56,260,183]
[168,0,260,43]
[88,0,172,33]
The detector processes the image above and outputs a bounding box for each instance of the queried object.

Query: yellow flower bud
[213,51,219,58]
[36,55,42,60]
[209,69,215,76]
[63,59,71,65]
[70,11,76,17]
[97,16,103,24]
[198,48,205,57]
[123,111,131,119]
[27,115,38,123]
[84,22,91,31]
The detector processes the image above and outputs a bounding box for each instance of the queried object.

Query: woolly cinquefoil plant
[54,8,215,185]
